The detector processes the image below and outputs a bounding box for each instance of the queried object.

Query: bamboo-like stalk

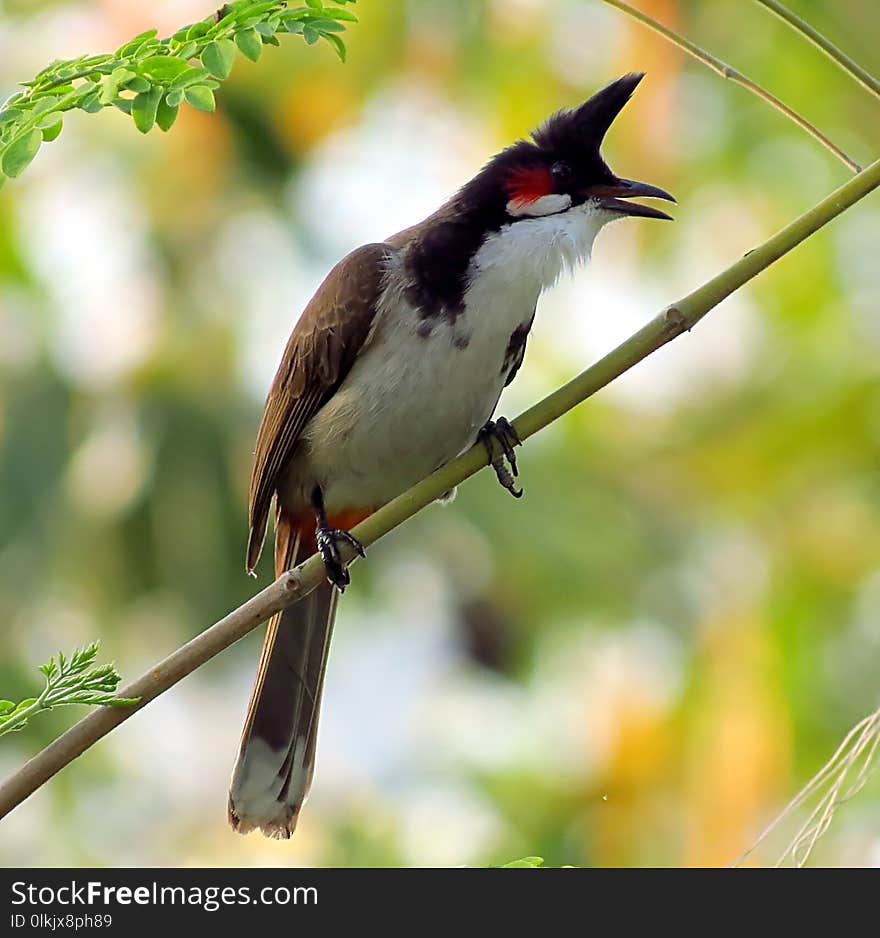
[755,0,880,101]
[601,0,861,172]
[2,157,880,821]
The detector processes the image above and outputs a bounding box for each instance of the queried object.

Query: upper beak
[586,177,676,220]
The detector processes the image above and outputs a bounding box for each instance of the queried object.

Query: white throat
[469,201,611,295]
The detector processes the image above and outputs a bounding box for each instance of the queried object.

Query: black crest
[532,72,644,158]
[401,73,647,321]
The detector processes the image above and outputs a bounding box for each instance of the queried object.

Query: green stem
[0,694,49,739]
[34,66,108,96]
[755,0,880,101]
[1,157,879,819]
[601,0,861,173]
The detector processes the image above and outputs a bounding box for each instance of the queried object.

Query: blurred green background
[1,0,879,867]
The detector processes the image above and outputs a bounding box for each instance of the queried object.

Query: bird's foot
[316,525,366,592]
[479,417,523,498]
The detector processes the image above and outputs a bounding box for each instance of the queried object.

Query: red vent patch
[505,165,553,207]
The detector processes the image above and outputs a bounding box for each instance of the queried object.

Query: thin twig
[601,0,861,172]
[1,156,879,821]
[755,0,880,101]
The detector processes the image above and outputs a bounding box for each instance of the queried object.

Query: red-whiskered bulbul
[228,72,674,838]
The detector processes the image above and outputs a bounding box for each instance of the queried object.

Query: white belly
[296,287,538,510]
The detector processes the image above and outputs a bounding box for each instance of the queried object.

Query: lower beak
[586,178,676,220]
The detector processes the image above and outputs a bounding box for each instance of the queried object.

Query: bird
[228,72,674,838]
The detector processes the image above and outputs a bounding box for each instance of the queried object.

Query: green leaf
[131,87,162,133]
[186,21,212,42]
[41,117,64,142]
[500,857,545,868]
[128,28,159,43]
[0,701,15,714]
[311,19,346,32]
[38,110,62,130]
[324,33,346,61]
[10,698,38,716]
[156,97,179,132]
[83,53,113,69]
[100,67,135,104]
[32,95,60,114]
[306,0,324,9]
[241,1,285,17]
[325,8,357,20]
[104,697,141,708]
[139,55,190,82]
[113,97,133,115]
[168,66,211,90]
[201,39,236,79]
[0,109,24,129]
[303,24,320,44]
[281,9,311,24]
[124,76,152,93]
[185,85,216,112]
[47,84,77,102]
[116,28,159,57]
[2,130,42,178]
[235,28,263,62]
[165,89,184,108]
[78,643,99,666]
[175,41,198,59]
[79,91,103,113]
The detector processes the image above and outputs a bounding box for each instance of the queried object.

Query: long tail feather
[228,509,337,838]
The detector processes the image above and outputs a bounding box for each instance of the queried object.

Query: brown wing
[246,242,391,573]
[503,306,536,388]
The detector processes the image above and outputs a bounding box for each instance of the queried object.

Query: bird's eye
[550,161,572,189]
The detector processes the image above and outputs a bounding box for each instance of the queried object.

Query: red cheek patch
[505,165,553,207]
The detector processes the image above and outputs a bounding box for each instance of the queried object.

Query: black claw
[316,527,366,592]
[495,416,522,448]
[493,458,523,498]
[479,417,524,498]
[495,417,520,475]
[339,530,367,559]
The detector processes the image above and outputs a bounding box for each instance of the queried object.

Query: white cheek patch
[506,193,572,218]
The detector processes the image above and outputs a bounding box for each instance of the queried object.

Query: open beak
[586,178,676,220]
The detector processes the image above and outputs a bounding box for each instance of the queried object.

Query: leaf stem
[0,698,47,738]
[601,0,861,173]
[0,644,135,738]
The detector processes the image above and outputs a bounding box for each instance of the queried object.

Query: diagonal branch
[755,0,880,101]
[601,0,861,172]
[2,156,879,822]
